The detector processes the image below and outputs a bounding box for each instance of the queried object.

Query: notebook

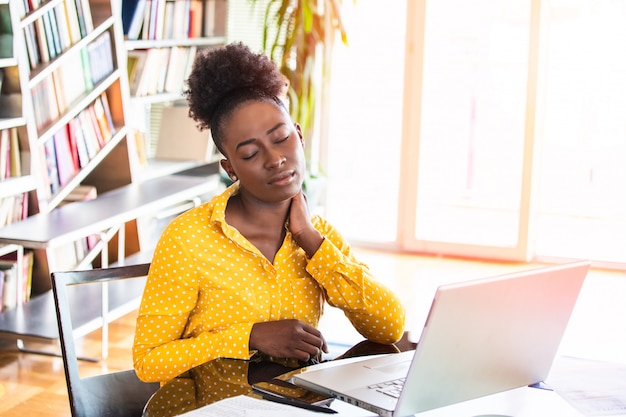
[293,260,591,417]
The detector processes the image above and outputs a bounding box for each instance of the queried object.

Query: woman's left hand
[288,190,324,258]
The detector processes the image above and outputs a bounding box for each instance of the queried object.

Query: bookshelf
[0,0,35,310]
[0,0,144,297]
[0,0,37,225]
[0,0,226,354]
[14,0,140,214]
[0,0,226,308]
[120,0,228,178]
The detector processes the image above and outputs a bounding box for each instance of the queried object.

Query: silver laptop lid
[395,260,590,415]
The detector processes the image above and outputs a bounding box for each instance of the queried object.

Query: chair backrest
[51,263,159,417]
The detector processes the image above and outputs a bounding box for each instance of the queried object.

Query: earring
[230,175,238,182]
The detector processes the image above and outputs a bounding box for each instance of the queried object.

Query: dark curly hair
[184,42,289,155]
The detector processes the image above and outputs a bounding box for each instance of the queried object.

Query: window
[325,1,626,268]
[228,1,626,269]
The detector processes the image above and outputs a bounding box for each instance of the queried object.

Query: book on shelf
[73,0,95,38]
[80,47,94,91]
[0,127,22,180]
[63,0,83,46]
[147,0,158,40]
[86,104,105,147]
[204,0,216,36]
[23,23,40,70]
[92,94,113,143]
[161,1,175,40]
[43,137,61,194]
[122,0,216,41]
[22,0,99,69]
[132,128,148,166]
[68,117,90,168]
[53,125,78,186]
[53,0,73,52]
[133,48,158,96]
[164,45,196,93]
[55,51,89,110]
[31,77,61,132]
[86,31,114,86]
[127,49,149,95]
[64,122,81,171]
[98,92,116,135]
[122,0,146,40]
[0,128,9,180]
[155,47,171,93]
[37,99,111,199]
[43,9,62,59]
[0,192,28,228]
[154,0,167,41]
[189,0,204,38]
[128,45,197,96]
[9,128,21,178]
[0,250,34,311]
[76,107,102,158]
[33,16,50,64]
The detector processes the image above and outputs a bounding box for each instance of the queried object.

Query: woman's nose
[266,151,286,169]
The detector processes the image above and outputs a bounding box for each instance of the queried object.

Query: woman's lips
[269,171,295,185]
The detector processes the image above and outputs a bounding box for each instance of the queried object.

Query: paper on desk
[546,356,626,416]
[178,394,325,417]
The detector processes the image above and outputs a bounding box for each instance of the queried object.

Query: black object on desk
[143,336,412,417]
[252,382,338,414]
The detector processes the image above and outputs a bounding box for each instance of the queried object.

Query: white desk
[144,355,626,417]
[173,387,586,417]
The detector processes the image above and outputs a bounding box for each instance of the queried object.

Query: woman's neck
[225,192,290,262]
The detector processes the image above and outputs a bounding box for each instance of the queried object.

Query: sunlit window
[229,1,626,268]
[324,1,406,243]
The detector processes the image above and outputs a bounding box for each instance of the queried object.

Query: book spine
[33,17,50,64]
[23,24,41,69]
[46,9,63,57]
[63,0,83,45]
[43,139,60,194]
[9,128,22,178]
[53,1,72,52]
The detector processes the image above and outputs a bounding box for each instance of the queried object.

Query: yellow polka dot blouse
[133,184,406,383]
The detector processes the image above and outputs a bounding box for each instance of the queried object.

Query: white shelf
[0,175,37,199]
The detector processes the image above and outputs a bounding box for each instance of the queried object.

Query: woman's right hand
[250,319,328,362]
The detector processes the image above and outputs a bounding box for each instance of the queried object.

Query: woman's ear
[294,123,304,146]
[220,159,238,182]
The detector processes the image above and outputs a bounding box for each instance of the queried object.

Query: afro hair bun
[184,42,288,131]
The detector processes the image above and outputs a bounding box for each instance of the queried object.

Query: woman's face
[220,100,306,203]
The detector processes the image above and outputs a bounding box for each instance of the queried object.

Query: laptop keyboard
[367,377,406,398]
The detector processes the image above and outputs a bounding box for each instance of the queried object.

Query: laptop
[293,260,591,417]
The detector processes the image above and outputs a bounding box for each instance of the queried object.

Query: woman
[133,42,406,383]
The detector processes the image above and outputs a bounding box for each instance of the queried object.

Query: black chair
[51,263,159,417]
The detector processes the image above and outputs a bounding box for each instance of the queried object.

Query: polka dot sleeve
[306,217,406,344]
